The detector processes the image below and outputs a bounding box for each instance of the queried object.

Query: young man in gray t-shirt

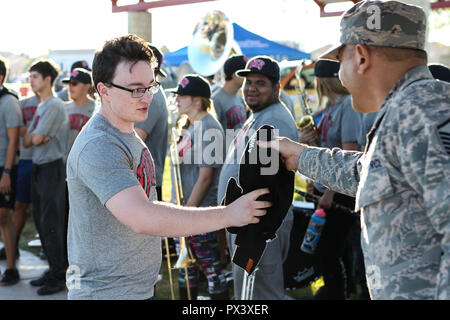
[66,35,270,300]
[0,56,22,285]
[1,94,39,264]
[24,59,69,296]
[212,55,248,152]
[62,68,96,157]
[56,60,91,102]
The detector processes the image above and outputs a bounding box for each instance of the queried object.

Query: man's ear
[354,44,371,75]
[97,82,109,102]
[44,75,53,87]
[273,81,281,99]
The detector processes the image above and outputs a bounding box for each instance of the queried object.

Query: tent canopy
[163,23,310,66]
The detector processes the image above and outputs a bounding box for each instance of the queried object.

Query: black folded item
[222,125,295,274]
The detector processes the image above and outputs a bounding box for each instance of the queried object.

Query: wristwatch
[3,168,11,174]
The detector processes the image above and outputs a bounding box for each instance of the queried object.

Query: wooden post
[128,11,152,42]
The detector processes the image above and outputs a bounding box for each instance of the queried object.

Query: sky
[0,0,449,58]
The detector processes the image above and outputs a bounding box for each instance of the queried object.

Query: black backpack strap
[0,86,19,100]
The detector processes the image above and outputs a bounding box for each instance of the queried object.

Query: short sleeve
[74,140,141,205]
[4,95,22,128]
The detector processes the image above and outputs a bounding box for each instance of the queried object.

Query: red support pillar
[111,0,217,13]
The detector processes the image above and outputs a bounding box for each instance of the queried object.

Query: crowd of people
[0,0,448,301]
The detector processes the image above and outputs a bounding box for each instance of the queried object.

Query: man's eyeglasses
[107,82,160,98]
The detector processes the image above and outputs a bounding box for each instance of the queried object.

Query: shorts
[15,159,33,203]
[0,166,18,209]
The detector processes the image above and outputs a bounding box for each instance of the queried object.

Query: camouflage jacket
[297,66,450,299]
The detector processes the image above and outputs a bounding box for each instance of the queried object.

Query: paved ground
[0,243,67,300]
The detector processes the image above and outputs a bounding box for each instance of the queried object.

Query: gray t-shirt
[19,95,39,160]
[0,90,22,167]
[280,90,296,120]
[178,113,225,207]
[57,88,69,102]
[217,102,299,205]
[27,96,68,165]
[211,87,247,131]
[135,89,168,187]
[66,113,161,300]
[357,111,378,150]
[317,95,360,149]
[65,98,96,156]
[315,95,360,193]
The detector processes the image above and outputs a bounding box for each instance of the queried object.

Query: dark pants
[32,159,68,281]
[155,186,162,202]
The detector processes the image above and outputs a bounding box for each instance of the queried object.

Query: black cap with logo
[70,60,90,72]
[236,55,280,81]
[148,44,167,78]
[166,74,211,98]
[62,68,92,85]
[224,55,248,79]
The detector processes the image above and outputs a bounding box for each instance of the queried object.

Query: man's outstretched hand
[257,137,307,172]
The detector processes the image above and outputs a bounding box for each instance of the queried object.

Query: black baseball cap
[166,74,211,98]
[148,44,167,78]
[428,63,450,83]
[62,68,92,85]
[314,59,340,78]
[224,55,248,79]
[222,124,294,275]
[71,60,90,72]
[236,55,280,81]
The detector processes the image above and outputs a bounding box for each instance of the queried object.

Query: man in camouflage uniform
[261,0,449,299]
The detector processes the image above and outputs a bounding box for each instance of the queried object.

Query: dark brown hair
[0,56,7,85]
[92,34,157,93]
[29,59,60,85]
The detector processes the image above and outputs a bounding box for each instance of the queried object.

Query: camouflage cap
[320,0,427,61]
